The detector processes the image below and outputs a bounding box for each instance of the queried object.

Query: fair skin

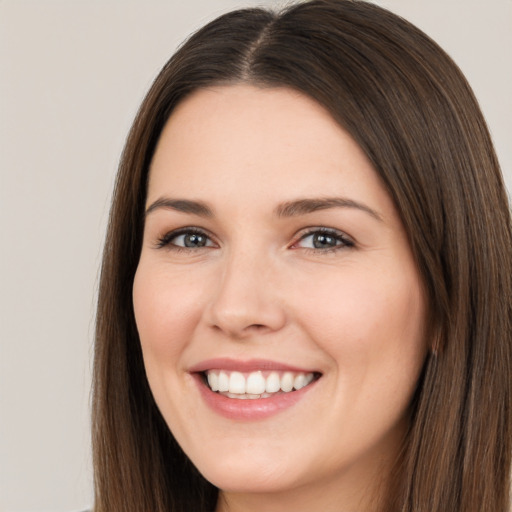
[133,85,427,512]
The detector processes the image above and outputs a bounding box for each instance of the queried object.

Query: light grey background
[1,1,510,511]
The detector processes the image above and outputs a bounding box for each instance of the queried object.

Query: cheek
[299,262,423,333]
[296,265,426,445]
[294,262,427,392]
[132,264,204,366]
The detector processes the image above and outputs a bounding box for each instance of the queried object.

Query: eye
[293,228,354,251]
[156,228,215,250]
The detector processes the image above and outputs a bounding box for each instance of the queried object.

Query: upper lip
[189,358,320,374]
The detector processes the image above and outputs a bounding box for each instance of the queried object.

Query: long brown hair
[92,1,512,510]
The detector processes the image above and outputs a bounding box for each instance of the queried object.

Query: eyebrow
[275,197,382,221]
[145,198,213,217]
[145,196,382,221]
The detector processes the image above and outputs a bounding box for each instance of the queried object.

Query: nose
[205,248,287,339]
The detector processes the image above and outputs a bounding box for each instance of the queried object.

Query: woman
[92,1,512,511]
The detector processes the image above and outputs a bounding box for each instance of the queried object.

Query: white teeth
[246,371,266,394]
[226,392,249,399]
[226,393,263,400]
[229,371,246,394]
[207,372,219,391]
[205,369,317,396]
[265,372,281,393]
[218,371,229,392]
[293,373,306,390]
[281,372,294,392]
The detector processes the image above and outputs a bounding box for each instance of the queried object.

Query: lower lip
[193,374,318,421]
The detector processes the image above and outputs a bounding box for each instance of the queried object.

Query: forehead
[147,85,393,217]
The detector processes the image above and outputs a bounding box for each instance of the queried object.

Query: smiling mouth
[202,369,321,399]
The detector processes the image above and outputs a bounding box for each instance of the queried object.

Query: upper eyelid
[297,226,348,235]
[294,226,354,241]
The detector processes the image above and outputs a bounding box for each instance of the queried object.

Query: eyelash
[155,227,215,251]
[294,227,355,253]
[155,227,355,253]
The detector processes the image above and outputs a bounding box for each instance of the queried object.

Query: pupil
[184,233,206,247]
[313,233,336,248]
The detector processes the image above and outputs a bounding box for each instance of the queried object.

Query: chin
[193,450,303,494]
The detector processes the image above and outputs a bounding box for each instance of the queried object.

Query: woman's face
[133,85,427,508]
